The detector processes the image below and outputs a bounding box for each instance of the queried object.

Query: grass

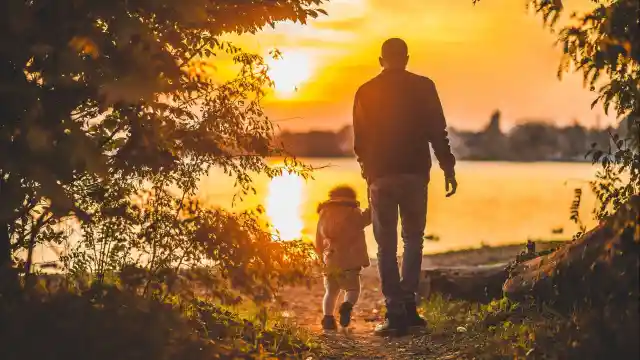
[0,278,320,360]
[418,294,638,359]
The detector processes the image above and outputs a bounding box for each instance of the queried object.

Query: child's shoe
[321,315,337,330]
[338,302,353,327]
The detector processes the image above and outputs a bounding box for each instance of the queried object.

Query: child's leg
[338,270,361,327]
[323,275,341,316]
[342,270,361,305]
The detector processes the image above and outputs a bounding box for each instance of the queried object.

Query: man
[353,38,457,336]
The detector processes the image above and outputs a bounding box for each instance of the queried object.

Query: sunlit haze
[266,49,314,98]
[224,0,616,131]
[265,171,305,240]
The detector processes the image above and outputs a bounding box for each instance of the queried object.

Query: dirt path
[277,245,553,359]
[277,266,465,359]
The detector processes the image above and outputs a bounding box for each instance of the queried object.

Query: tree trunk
[0,220,20,297]
[0,221,10,269]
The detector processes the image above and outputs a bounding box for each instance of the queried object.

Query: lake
[199,159,600,258]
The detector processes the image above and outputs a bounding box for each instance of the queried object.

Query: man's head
[379,38,409,70]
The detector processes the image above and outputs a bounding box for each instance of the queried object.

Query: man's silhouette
[353,38,457,336]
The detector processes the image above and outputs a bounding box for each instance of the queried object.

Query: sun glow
[266,50,313,98]
[265,171,305,240]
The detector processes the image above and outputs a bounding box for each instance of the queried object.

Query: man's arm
[352,89,367,179]
[425,79,456,178]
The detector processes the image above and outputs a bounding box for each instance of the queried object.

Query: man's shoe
[321,315,337,331]
[338,302,353,327]
[405,302,427,329]
[374,314,408,337]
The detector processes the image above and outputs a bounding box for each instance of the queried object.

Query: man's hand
[445,175,458,197]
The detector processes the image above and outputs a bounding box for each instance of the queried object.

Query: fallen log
[503,194,639,307]
[501,197,639,359]
[419,263,508,302]
[503,222,639,308]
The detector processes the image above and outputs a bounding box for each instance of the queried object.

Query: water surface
[199,159,599,257]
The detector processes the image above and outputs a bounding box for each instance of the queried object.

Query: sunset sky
[225,0,616,132]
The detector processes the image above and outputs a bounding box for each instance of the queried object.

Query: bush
[0,282,317,360]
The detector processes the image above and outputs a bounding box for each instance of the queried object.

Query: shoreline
[269,155,592,163]
[362,240,566,276]
[419,239,565,267]
[276,240,567,334]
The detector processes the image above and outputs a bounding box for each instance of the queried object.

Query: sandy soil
[275,241,564,359]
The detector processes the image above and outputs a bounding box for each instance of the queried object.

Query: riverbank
[270,240,565,337]
[271,238,637,359]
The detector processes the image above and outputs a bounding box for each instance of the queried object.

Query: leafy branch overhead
[0,0,326,294]
[1,0,325,221]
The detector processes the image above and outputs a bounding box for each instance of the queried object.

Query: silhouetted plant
[0,282,319,360]
[529,0,639,238]
[57,171,316,303]
[0,1,326,357]
[0,0,322,260]
[0,0,326,297]
[474,0,639,239]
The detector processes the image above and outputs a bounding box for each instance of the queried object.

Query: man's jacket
[353,69,456,181]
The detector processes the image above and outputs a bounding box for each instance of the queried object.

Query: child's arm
[314,221,325,258]
[361,207,372,227]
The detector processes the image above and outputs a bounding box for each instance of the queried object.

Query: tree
[459,3,638,355]
[528,0,639,235]
[508,122,561,161]
[0,0,327,292]
[474,0,638,235]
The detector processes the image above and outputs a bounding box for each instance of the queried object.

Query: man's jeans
[369,174,428,316]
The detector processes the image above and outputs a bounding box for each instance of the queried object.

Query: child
[315,185,371,330]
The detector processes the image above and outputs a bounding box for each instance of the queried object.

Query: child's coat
[315,198,371,272]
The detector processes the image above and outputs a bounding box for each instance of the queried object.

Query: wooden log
[503,222,639,309]
[419,263,509,302]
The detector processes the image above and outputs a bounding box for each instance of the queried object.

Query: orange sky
[225,0,617,132]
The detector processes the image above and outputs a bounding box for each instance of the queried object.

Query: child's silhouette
[315,185,371,330]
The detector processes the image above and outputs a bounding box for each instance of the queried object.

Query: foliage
[0,281,319,360]
[470,0,639,237]
[0,1,328,356]
[529,0,640,239]
[419,294,639,359]
[60,175,316,303]
[0,0,325,270]
[0,0,329,314]
[504,240,560,275]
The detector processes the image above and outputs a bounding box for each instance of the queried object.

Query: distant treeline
[275,111,632,161]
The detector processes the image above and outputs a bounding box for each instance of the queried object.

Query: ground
[274,244,546,359]
[277,267,467,359]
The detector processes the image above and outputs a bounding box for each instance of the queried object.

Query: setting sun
[265,171,305,240]
[266,50,313,98]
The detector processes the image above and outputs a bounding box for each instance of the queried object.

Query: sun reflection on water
[265,171,305,240]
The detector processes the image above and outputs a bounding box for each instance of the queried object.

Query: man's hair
[381,38,408,62]
[328,185,357,200]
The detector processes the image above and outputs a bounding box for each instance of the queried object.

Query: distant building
[451,110,509,160]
